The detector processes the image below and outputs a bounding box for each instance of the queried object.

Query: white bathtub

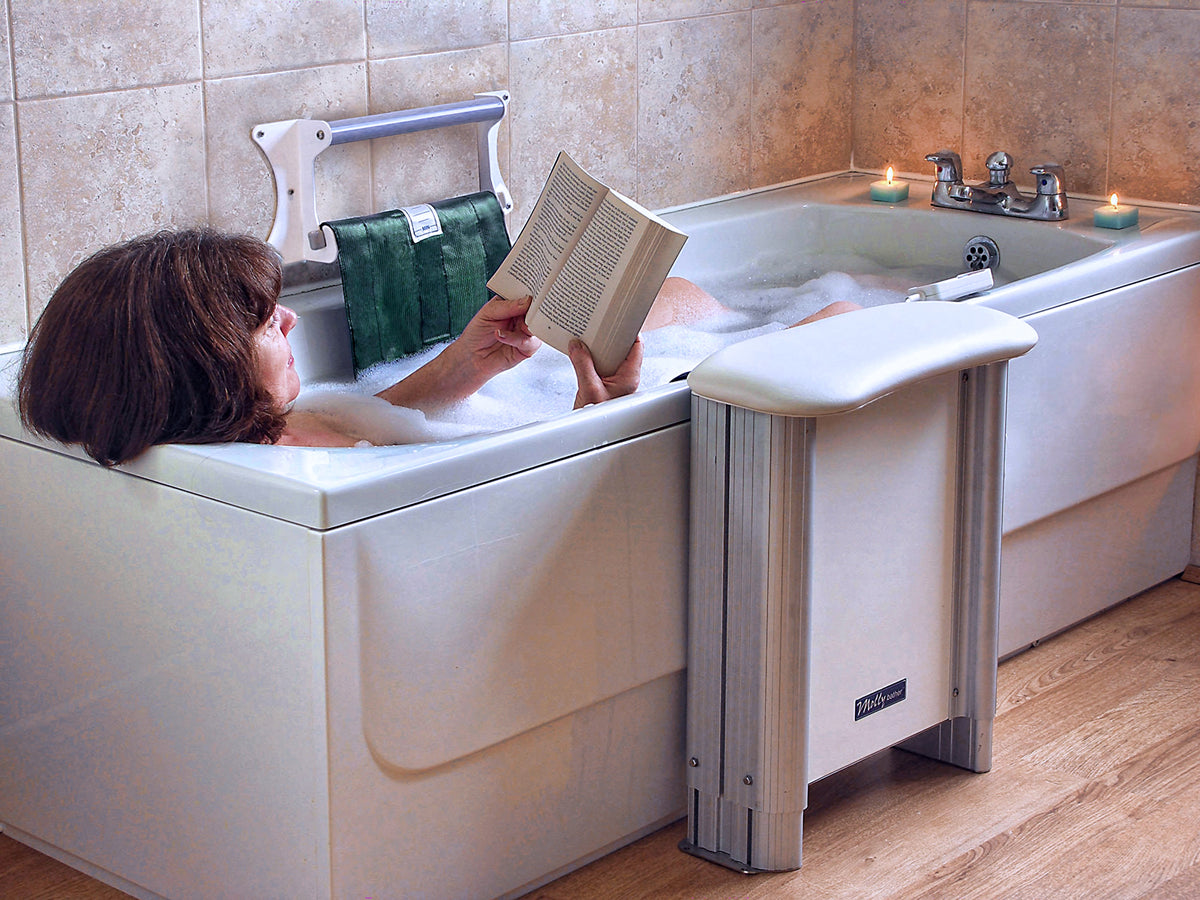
[2,171,1199,899]
[662,173,1200,657]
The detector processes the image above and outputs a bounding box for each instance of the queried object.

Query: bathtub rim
[661,171,1200,321]
[0,350,692,530]
[657,167,1200,219]
[5,170,1200,529]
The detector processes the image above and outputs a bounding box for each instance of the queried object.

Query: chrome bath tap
[925,150,1068,221]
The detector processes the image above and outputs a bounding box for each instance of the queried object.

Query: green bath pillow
[325,191,511,374]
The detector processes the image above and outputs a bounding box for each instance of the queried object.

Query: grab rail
[327,95,506,145]
[252,91,513,267]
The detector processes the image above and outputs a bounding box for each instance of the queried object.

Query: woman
[17,228,644,466]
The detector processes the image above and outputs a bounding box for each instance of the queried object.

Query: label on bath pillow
[401,204,443,243]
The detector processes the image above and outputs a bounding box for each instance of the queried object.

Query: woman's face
[254,304,300,408]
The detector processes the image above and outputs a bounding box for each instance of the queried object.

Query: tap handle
[925,150,963,183]
[1029,163,1066,196]
[985,151,1012,186]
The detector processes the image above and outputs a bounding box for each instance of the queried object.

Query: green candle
[870,166,909,203]
[1094,193,1139,229]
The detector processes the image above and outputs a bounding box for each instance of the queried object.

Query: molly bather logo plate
[854,679,907,721]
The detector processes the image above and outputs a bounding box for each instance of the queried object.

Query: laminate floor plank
[0,834,128,899]
[773,758,1086,899]
[992,657,1179,770]
[996,585,1200,717]
[900,757,1200,900]
[1146,862,1200,899]
[527,822,757,900]
[1100,721,1200,803]
[894,781,1167,898]
[1017,666,1200,779]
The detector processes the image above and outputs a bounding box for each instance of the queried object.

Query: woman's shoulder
[278,408,369,447]
[289,389,478,447]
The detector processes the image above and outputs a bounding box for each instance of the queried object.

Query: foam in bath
[303,266,950,444]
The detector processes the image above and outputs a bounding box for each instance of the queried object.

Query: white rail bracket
[252,91,513,266]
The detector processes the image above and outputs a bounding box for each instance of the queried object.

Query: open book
[486,152,688,376]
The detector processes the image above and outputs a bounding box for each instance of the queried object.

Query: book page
[534,196,643,341]
[486,153,604,301]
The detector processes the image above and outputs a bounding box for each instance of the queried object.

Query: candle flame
[886,166,894,184]
[1110,193,1120,208]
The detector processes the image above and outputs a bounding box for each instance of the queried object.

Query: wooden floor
[5,577,1200,899]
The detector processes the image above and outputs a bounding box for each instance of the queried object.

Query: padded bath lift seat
[682,301,1038,872]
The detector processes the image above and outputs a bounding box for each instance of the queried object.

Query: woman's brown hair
[17,228,289,466]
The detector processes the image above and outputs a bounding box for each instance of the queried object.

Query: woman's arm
[375,293,648,413]
[375,295,542,411]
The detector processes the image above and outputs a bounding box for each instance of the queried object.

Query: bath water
[298,261,956,445]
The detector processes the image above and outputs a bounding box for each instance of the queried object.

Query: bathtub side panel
[1001,267,1200,533]
[1000,459,1195,657]
[0,439,331,900]
[324,424,689,899]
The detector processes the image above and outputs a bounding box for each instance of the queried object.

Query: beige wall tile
[854,0,966,176]
[511,0,635,40]
[639,0,751,23]
[508,29,638,225]
[202,0,366,78]
[753,0,853,187]
[19,85,208,314]
[963,2,1115,196]
[1110,8,1200,205]
[10,0,200,98]
[367,0,506,56]
[4,0,1200,346]
[367,47,510,212]
[0,105,25,343]
[637,14,753,209]
[205,65,371,242]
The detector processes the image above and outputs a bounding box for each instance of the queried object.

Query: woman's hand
[455,295,542,382]
[568,337,642,408]
[376,295,541,411]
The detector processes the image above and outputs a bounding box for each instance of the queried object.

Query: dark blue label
[854,679,907,721]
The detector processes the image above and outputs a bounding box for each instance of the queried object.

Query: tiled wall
[854,0,1200,206]
[0,0,853,346]
[2,0,1198,349]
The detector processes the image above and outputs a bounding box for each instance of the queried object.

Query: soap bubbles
[301,260,954,445]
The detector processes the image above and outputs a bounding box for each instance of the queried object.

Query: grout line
[748,7,755,191]
[6,0,30,337]
[848,0,857,172]
[959,0,969,162]
[634,20,640,206]
[197,0,211,225]
[364,2,375,213]
[1105,4,1121,199]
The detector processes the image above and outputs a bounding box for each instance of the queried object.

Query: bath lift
[682,301,1037,872]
